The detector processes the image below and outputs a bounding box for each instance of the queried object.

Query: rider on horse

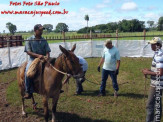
[24,24,51,99]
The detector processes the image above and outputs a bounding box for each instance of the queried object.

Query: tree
[55,23,69,33]
[157,17,163,31]
[147,21,154,28]
[43,24,53,33]
[6,22,17,35]
[84,14,89,33]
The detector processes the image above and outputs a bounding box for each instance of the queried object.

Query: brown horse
[17,44,83,122]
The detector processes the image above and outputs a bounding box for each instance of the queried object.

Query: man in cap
[142,37,163,122]
[24,24,51,99]
[97,39,120,97]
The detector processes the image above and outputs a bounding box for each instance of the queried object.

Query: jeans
[25,58,34,94]
[100,68,119,94]
[76,71,86,94]
[146,87,162,122]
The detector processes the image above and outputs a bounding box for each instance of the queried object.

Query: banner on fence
[0,40,153,70]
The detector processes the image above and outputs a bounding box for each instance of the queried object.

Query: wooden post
[7,35,12,68]
[143,29,146,41]
[116,29,118,40]
[116,29,119,48]
[90,30,92,40]
[62,31,65,42]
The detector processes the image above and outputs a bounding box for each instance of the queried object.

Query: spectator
[142,37,163,122]
[97,39,120,97]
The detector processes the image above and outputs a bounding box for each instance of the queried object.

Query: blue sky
[0,0,163,33]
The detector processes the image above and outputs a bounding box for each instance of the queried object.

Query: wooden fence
[0,35,23,48]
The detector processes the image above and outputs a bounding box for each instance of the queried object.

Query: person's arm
[115,49,120,75]
[142,68,163,76]
[46,52,50,58]
[97,57,104,72]
[116,60,120,70]
[27,51,44,59]
[98,57,104,67]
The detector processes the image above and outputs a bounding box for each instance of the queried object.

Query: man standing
[24,24,51,99]
[142,37,163,122]
[97,39,120,97]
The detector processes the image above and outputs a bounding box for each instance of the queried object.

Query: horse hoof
[22,113,27,118]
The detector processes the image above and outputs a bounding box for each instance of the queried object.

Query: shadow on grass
[29,109,111,122]
[55,112,111,122]
[76,90,148,99]
[80,90,110,97]
[118,93,148,99]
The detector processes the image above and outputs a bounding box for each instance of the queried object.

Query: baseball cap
[34,24,45,31]
[148,37,162,45]
[105,39,112,45]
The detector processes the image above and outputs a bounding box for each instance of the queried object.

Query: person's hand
[38,55,44,59]
[97,66,100,72]
[115,69,119,75]
[142,69,149,78]
[67,74,72,78]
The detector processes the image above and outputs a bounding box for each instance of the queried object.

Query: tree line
[4,16,163,35]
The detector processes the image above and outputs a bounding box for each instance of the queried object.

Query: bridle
[48,53,82,79]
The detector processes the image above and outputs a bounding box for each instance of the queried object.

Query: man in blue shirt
[97,39,120,97]
[24,24,51,99]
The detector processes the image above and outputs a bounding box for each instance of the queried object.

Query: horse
[17,44,83,122]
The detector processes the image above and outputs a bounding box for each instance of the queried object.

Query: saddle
[27,57,56,78]
[20,57,56,93]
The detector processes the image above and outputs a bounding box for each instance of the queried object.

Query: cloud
[144,13,159,20]
[96,4,107,9]
[95,0,111,9]
[121,2,137,11]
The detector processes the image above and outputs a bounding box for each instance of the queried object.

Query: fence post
[90,30,92,41]
[62,31,65,42]
[7,35,12,68]
[116,29,119,48]
[143,29,146,41]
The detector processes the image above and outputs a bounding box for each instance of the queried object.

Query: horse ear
[59,45,69,56]
[71,44,76,52]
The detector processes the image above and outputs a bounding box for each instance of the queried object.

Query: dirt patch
[0,82,41,122]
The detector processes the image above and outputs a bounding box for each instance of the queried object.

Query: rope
[144,77,147,104]
[49,63,68,76]
[85,78,101,85]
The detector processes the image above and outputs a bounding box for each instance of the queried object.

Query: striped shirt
[150,49,163,89]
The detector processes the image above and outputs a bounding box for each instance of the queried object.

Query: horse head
[59,44,83,78]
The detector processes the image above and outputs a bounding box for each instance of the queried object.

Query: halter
[48,53,82,78]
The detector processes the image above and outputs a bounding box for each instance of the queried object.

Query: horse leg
[21,88,26,116]
[52,93,60,122]
[43,96,49,122]
[21,97,26,116]
[31,94,37,110]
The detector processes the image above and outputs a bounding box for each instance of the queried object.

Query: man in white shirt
[142,37,163,122]
[75,56,88,95]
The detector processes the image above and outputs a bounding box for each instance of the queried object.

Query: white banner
[0,40,153,70]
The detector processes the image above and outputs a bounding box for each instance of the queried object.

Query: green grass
[0,57,156,121]
[8,31,163,44]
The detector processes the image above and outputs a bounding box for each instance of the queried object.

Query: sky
[0,0,163,33]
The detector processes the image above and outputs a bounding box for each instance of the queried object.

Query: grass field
[0,57,156,122]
